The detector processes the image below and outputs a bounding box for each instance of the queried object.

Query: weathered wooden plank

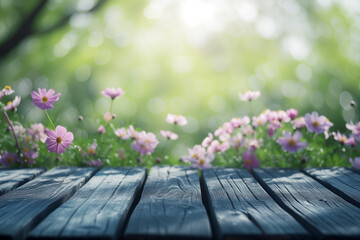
[124,166,212,240]
[0,168,45,195]
[202,168,309,240]
[304,167,360,208]
[253,168,360,239]
[0,167,96,240]
[29,168,146,240]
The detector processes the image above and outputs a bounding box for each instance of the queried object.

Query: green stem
[3,110,21,156]
[45,110,56,129]
[109,100,114,113]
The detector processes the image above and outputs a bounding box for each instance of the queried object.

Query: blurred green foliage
[0,0,359,158]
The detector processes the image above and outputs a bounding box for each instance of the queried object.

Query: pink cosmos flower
[286,108,298,120]
[4,96,21,111]
[349,157,360,170]
[101,87,125,100]
[12,125,26,137]
[166,114,187,126]
[0,152,19,166]
[28,123,47,143]
[190,152,214,169]
[0,91,3,100]
[115,128,130,140]
[214,127,224,137]
[293,117,307,129]
[305,112,333,134]
[3,85,15,95]
[160,130,178,140]
[267,121,281,137]
[127,125,138,139]
[207,140,230,153]
[346,121,360,141]
[182,145,206,163]
[252,114,267,127]
[265,110,278,123]
[277,131,306,153]
[242,125,254,135]
[31,88,61,110]
[345,137,356,147]
[242,150,260,171]
[103,112,113,122]
[222,122,235,134]
[277,110,290,123]
[87,159,102,167]
[131,131,159,155]
[239,91,261,101]
[98,125,105,134]
[219,133,231,142]
[247,138,263,151]
[87,142,97,155]
[202,133,213,147]
[230,116,250,128]
[332,131,347,144]
[46,126,74,153]
[231,133,244,150]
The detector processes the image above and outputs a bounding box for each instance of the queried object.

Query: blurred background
[0,0,359,157]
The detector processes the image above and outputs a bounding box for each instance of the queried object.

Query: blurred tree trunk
[0,0,108,63]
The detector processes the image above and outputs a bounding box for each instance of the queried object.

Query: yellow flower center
[7,101,12,106]
[258,120,262,125]
[42,96,48,103]
[88,148,95,154]
[199,159,205,165]
[245,159,252,166]
[145,139,151,144]
[4,85,11,90]
[313,121,319,127]
[56,137,62,143]
[340,137,346,143]
[193,153,199,159]
[289,138,296,146]
[23,147,28,153]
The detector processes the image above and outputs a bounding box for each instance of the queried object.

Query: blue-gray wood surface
[124,166,212,240]
[304,167,360,208]
[253,168,360,239]
[0,167,96,240]
[202,168,309,240]
[0,168,45,195]
[29,168,146,240]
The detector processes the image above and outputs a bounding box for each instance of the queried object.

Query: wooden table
[0,166,359,240]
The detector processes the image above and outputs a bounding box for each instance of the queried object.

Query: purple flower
[305,112,333,134]
[46,126,74,153]
[0,91,3,100]
[166,114,187,126]
[252,114,267,126]
[23,147,38,165]
[28,123,47,143]
[345,137,356,147]
[87,159,102,167]
[247,138,263,151]
[239,91,261,101]
[286,108,298,120]
[160,130,178,140]
[101,88,125,100]
[31,88,61,110]
[115,128,130,139]
[131,131,159,155]
[242,150,260,171]
[0,152,19,166]
[346,121,360,141]
[277,131,306,153]
[4,96,21,111]
[349,157,360,170]
[2,85,14,95]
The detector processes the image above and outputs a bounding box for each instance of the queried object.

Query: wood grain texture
[202,168,309,240]
[29,168,146,240]
[124,166,212,240]
[253,168,360,239]
[0,167,96,240]
[304,167,360,208]
[0,168,45,195]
